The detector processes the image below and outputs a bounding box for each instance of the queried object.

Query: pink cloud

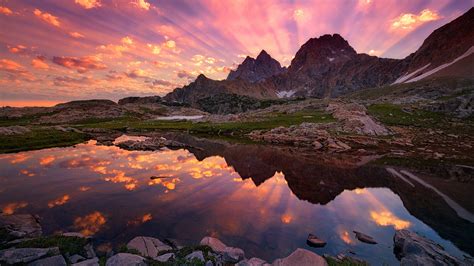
[34,9,61,27]
[0,6,13,15]
[52,56,107,73]
[75,0,102,9]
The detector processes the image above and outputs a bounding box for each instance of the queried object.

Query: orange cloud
[34,9,60,27]
[0,6,13,15]
[48,194,70,208]
[147,44,161,55]
[8,45,28,54]
[2,202,28,214]
[121,36,134,45]
[75,0,102,9]
[39,155,55,165]
[391,9,441,30]
[69,32,85,38]
[127,213,152,226]
[370,210,411,230]
[52,56,107,73]
[20,169,35,176]
[32,56,49,70]
[79,186,91,192]
[104,170,138,191]
[74,211,106,236]
[281,213,292,224]
[133,0,151,10]
[0,59,26,73]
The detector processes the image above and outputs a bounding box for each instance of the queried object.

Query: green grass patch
[367,104,446,128]
[0,128,89,153]
[13,235,89,257]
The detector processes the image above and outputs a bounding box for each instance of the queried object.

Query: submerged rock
[0,247,60,264]
[200,236,245,263]
[0,214,42,240]
[271,248,327,266]
[394,229,465,265]
[106,253,145,266]
[306,233,327,247]
[353,231,377,244]
[126,236,172,258]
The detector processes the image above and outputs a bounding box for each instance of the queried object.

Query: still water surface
[0,139,470,264]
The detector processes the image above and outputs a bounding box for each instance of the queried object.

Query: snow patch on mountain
[392,64,431,85]
[277,90,296,98]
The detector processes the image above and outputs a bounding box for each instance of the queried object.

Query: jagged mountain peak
[227,50,284,83]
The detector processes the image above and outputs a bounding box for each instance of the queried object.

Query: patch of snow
[406,46,474,83]
[327,57,335,62]
[113,135,149,145]
[276,90,296,98]
[155,115,204,121]
[392,64,431,85]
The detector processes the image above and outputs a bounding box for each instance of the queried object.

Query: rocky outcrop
[115,137,188,151]
[249,123,351,152]
[118,96,162,105]
[227,50,285,83]
[200,236,245,263]
[271,248,328,266]
[39,100,124,124]
[394,230,466,265]
[326,103,389,136]
[126,236,172,258]
[0,247,60,264]
[0,214,42,240]
[105,253,145,266]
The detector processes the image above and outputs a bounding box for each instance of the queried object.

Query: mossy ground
[8,235,89,257]
[0,128,89,153]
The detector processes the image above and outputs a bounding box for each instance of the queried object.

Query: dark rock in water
[394,229,466,265]
[0,214,42,240]
[0,247,60,264]
[306,233,326,247]
[353,231,377,244]
[150,176,171,180]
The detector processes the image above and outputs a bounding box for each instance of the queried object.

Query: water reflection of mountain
[164,133,474,256]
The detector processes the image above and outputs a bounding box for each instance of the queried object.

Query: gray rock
[69,254,85,263]
[185,250,205,262]
[353,231,377,244]
[62,232,88,238]
[28,255,66,266]
[127,236,172,258]
[200,236,245,263]
[394,230,464,265]
[0,214,42,239]
[271,248,327,266]
[154,252,174,262]
[84,243,96,259]
[106,253,145,266]
[205,260,214,266]
[72,257,99,266]
[0,126,31,135]
[0,247,59,264]
[237,257,270,266]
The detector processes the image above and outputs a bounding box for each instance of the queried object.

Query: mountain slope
[227,50,285,83]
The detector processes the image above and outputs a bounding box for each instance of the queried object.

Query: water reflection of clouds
[48,194,70,208]
[74,211,106,236]
[1,202,28,214]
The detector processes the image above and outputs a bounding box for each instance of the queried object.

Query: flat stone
[69,254,86,263]
[72,257,99,266]
[106,253,145,266]
[185,250,205,262]
[353,231,377,244]
[154,252,174,262]
[0,247,59,264]
[28,255,66,266]
[306,234,326,248]
[237,257,270,266]
[394,230,464,265]
[0,214,42,239]
[127,236,172,258]
[272,248,327,266]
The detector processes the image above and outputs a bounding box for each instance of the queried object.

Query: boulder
[28,255,66,266]
[155,252,174,262]
[306,234,327,247]
[394,230,464,265]
[126,236,172,258]
[237,257,270,266]
[69,254,86,263]
[185,250,205,262]
[353,231,377,244]
[200,236,245,263]
[62,232,88,238]
[0,214,42,240]
[105,253,145,266]
[271,248,327,266]
[72,257,99,266]
[0,247,59,264]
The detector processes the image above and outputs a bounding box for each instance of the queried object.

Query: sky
[0,0,471,107]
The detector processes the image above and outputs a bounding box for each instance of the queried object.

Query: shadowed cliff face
[164,133,474,256]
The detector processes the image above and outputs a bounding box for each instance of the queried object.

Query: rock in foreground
[106,253,146,266]
[394,230,466,265]
[272,248,328,266]
[0,214,42,240]
[200,236,245,263]
[126,236,172,258]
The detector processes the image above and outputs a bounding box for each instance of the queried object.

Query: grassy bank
[0,128,89,153]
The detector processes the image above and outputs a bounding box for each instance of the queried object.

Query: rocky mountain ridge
[227,50,285,83]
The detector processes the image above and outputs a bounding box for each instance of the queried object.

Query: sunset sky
[0,0,471,106]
